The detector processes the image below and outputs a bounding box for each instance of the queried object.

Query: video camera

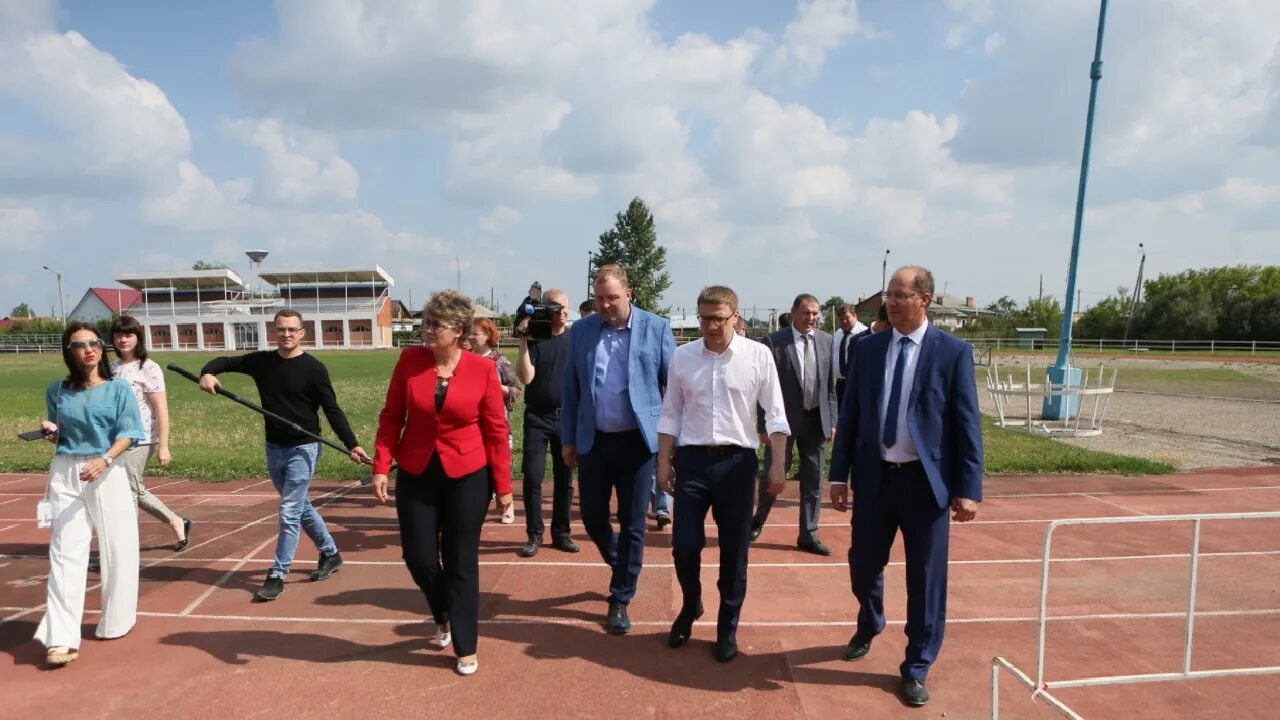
[514,281,564,341]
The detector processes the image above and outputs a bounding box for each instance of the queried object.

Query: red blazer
[373,347,512,494]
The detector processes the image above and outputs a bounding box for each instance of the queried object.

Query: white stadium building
[113,255,395,351]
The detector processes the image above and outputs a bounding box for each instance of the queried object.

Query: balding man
[514,288,579,558]
[828,265,983,708]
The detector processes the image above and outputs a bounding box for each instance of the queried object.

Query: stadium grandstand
[112,252,395,351]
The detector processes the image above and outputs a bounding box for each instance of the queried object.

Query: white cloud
[761,0,864,86]
[0,7,189,197]
[478,205,521,233]
[983,32,1004,55]
[222,117,358,206]
[0,205,41,250]
[140,161,257,232]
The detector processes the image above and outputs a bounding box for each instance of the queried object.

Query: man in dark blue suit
[828,265,983,708]
[562,264,675,635]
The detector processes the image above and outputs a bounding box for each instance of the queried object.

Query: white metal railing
[991,511,1280,719]
[965,337,1280,355]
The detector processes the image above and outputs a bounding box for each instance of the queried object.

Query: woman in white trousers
[36,323,145,668]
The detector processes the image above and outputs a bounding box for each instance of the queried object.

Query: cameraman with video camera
[514,286,579,558]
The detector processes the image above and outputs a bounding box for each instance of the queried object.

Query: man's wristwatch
[101,454,114,466]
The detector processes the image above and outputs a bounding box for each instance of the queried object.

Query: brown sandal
[46,646,78,667]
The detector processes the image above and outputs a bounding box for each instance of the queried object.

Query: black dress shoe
[667,602,705,648]
[712,635,738,663]
[550,536,580,553]
[844,633,873,661]
[606,602,631,635]
[254,576,284,602]
[655,514,671,531]
[308,551,343,581]
[174,518,192,552]
[519,535,542,558]
[901,679,930,707]
[797,539,832,556]
[749,520,763,542]
[87,555,101,574]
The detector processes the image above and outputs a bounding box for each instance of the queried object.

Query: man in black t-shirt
[514,288,579,558]
[199,309,370,602]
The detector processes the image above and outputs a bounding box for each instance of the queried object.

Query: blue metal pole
[1045,0,1109,420]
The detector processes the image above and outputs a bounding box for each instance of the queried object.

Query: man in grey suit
[751,293,838,555]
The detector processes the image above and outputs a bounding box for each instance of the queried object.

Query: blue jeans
[265,442,336,578]
[650,473,670,518]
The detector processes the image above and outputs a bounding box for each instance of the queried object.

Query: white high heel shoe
[431,624,452,649]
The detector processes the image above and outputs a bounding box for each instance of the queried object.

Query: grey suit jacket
[759,326,838,438]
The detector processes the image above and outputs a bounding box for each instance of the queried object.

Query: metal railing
[991,511,1280,719]
[966,337,1280,355]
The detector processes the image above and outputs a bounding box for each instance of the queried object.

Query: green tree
[821,295,848,332]
[10,303,32,318]
[985,296,1019,320]
[192,260,228,270]
[1075,287,1133,339]
[592,197,671,313]
[1013,297,1064,338]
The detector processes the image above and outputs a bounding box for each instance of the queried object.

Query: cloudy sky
[2,0,1279,320]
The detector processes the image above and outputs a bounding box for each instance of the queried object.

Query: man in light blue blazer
[562,263,675,635]
[828,265,983,709]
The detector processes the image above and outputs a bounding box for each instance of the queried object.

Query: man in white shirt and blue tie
[657,285,790,664]
[828,265,983,708]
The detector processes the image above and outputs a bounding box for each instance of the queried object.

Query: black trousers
[672,445,758,640]
[521,408,573,541]
[396,455,490,657]
[754,408,826,544]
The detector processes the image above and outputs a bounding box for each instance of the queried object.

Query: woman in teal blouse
[35,322,145,668]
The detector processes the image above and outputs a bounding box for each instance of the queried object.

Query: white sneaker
[432,625,452,649]
[456,657,479,676]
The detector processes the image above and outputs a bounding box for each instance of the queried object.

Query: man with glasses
[828,266,983,707]
[657,286,789,662]
[750,294,838,555]
[199,309,371,602]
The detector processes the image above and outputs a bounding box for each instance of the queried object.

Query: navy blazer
[828,324,983,509]
[561,306,675,455]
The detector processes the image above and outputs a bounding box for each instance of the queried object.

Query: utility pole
[1122,242,1146,343]
[42,265,66,329]
[881,249,891,296]
[1039,274,1044,302]
[1046,0,1109,421]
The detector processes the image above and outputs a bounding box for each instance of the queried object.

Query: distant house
[68,288,142,323]
[853,291,884,324]
[931,293,992,328]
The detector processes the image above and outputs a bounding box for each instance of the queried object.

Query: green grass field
[0,349,1171,480]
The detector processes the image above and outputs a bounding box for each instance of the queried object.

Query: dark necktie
[802,334,818,409]
[839,332,851,376]
[882,337,912,448]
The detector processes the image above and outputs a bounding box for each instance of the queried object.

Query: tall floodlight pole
[1122,242,1145,344]
[881,249,891,295]
[1044,0,1109,420]
[42,265,66,329]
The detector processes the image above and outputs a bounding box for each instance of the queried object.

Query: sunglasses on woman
[66,339,105,350]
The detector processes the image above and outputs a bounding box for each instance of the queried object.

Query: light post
[1044,0,1109,421]
[41,265,66,329]
[881,249,891,296]
[1122,242,1145,344]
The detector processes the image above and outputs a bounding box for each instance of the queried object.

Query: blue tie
[882,337,912,448]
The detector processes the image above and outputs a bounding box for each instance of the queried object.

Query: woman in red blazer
[371,290,512,676]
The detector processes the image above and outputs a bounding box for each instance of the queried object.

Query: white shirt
[880,320,929,463]
[790,325,817,388]
[658,334,790,448]
[111,358,165,445]
[832,323,868,380]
